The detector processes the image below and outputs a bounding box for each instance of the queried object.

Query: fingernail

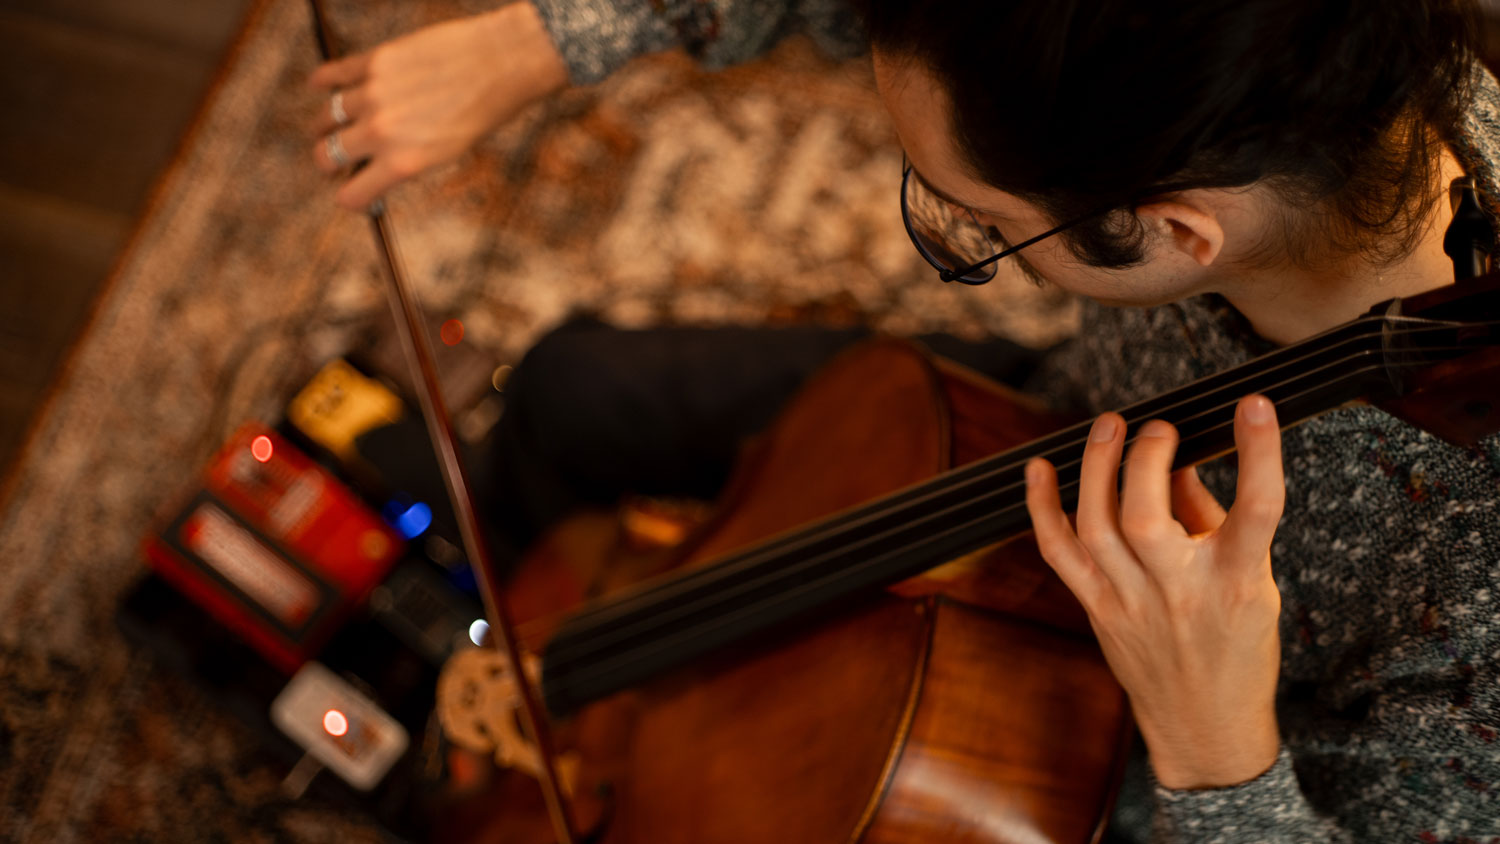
[1244,395,1274,424]
[1141,419,1175,439]
[1090,415,1117,443]
[1026,459,1043,485]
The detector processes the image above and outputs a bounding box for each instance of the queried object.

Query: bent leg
[488,319,869,557]
[487,318,1051,560]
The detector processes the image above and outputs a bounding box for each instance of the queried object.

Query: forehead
[872,51,959,179]
[872,50,1024,217]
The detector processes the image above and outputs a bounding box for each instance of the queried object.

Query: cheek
[1013,235,1083,281]
[973,205,1071,255]
[1022,240,1127,297]
[970,210,1143,297]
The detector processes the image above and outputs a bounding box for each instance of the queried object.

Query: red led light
[440,319,464,347]
[250,435,274,463]
[323,709,349,737]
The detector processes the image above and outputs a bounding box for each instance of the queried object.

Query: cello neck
[540,284,1500,716]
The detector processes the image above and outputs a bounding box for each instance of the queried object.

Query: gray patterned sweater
[530,1,1500,841]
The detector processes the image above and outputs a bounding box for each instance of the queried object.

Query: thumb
[1171,465,1228,535]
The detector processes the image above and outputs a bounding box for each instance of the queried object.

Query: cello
[434,275,1497,844]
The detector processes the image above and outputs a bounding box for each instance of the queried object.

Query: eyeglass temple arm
[938,213,1093,283]
[935,179,1200,284]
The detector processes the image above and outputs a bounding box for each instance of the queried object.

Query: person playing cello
[308,1,1500,840]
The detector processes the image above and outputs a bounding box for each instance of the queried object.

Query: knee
[504,317,616,422]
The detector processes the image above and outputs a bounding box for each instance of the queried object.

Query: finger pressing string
[1076,414,1141,586]
[1119,419,1182,554]
[1025,458,1112,610]
[1218,395,1285,568]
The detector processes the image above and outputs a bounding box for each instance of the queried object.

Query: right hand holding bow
[309,2,569,210]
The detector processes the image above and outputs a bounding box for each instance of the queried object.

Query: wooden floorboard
[0,9,224,215]
[0,386,35,475]
[0,0,248,55]
[0,0,247,480]
[0,183,130,386]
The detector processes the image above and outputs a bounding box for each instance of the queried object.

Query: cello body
[448,338,1131,844]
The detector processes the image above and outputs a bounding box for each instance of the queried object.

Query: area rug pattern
[0,0,1074,839]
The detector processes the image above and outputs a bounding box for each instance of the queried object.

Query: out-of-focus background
[9,0,1500,480]
[0,0,251,474]
[1,0,1498,841]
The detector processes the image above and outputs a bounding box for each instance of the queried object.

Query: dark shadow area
[0,0,252,478]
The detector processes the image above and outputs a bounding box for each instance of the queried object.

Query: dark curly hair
[856,0,1483,269]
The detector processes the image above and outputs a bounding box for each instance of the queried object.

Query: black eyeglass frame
[900,160,1169,286]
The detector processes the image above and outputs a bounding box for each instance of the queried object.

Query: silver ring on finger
[325,131,351,168]
[330,91,350,126]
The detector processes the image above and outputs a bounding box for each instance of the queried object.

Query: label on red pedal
[174,497,334,637]
[271,661,409,791]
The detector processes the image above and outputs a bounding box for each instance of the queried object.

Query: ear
[1136,196,1224,267]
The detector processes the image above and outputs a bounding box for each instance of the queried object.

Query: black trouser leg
[486,318,1048,562]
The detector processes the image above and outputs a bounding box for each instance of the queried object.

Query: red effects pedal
[144,423,404,674]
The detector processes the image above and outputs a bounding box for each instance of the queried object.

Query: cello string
[546,352,1477,693]
[546,341,1488,680]
[551,318,1484,634]
[556,315,1476,634]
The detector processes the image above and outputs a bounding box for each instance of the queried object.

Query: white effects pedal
[271,661,409,793]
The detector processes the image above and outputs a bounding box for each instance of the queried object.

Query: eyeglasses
[900,158,1100,285]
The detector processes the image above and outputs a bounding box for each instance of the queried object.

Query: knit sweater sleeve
[1149,749,1354,843]
[1150,642,1500,844]
[530,0,865,84]
[1144,414,1500,844]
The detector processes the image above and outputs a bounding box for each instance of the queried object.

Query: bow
[304,2,577,840]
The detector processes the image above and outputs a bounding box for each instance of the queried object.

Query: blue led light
[393,501,432,540]
[381,497,408,523]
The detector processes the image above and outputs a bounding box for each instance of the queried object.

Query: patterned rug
[0,0,1075,839]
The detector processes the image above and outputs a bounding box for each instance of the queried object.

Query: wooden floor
[0,0,251,479]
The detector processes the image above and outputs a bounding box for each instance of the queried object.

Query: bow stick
[305,3,578,841]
